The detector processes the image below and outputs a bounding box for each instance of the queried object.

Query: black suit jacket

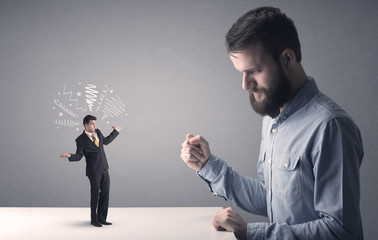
[69,129,119,177]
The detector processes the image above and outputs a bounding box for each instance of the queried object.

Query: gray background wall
[1,0,377,238]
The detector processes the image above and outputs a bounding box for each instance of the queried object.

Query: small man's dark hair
[83,115,97,126]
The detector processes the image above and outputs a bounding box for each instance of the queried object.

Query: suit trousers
[88,169,110,223]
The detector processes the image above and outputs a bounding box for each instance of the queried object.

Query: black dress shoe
[91,222,102,227]
[99,221,112,225]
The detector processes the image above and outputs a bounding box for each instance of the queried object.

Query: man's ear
[280,49,296,70]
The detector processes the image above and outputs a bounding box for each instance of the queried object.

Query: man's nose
[242,74,256,90]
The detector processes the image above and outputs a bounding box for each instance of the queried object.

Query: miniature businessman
[60,114,121,227]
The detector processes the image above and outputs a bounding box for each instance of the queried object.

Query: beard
[249,64,291,118]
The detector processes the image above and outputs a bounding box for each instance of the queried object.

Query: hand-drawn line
[54,99,79,118]
[63,85,83,113]
[54,119,80,127]
[101,94,127,120]
[85,84,98,112]
[96,85,108,112]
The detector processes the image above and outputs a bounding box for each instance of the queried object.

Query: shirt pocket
[273,153,303,201]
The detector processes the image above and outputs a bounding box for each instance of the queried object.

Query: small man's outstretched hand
[60,153,71,158]
[180,133,211,171]
[212,207,247,240]
[112,125,122,131]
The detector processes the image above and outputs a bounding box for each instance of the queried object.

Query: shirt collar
[85,130,96,139]
[276,76,319,122]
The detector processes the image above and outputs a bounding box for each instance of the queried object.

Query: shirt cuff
[197,154,223,182]
[247,222,266,240]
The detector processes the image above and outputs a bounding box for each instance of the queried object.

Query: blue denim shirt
[198,78,364,239]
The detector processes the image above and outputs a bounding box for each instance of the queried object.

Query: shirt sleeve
[198,154,268,217]
[247,117,364,239]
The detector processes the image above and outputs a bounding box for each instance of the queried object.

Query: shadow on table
[66,221,92,228]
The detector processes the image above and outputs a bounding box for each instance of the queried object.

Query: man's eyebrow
[230,53,239,58]
[244,66,260,72]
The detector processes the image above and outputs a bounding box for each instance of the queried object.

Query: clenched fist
[212,207,247,240]
[180,133,211,171]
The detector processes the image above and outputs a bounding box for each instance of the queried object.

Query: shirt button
[272,128,277,134]
[268,190,271,195]
[268,159,272,165]
[283,115,287,120]
[284,162,289,168]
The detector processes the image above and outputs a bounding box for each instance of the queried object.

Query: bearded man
[180,7,363,240]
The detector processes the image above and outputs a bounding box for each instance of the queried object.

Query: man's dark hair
[226,7,302,62]
[83,115,97,126]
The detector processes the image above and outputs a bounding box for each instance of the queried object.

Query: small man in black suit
[60,115,121,227]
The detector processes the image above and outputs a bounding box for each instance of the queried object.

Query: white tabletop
[0,207,236,240]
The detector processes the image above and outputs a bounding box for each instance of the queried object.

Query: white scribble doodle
[53,82,127,131]
[85,84,98,112]
[54,119,80,127]
[95,85,108,112]
[63,85,83,113]
[101,94,127,120]
[54,99,79,118]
